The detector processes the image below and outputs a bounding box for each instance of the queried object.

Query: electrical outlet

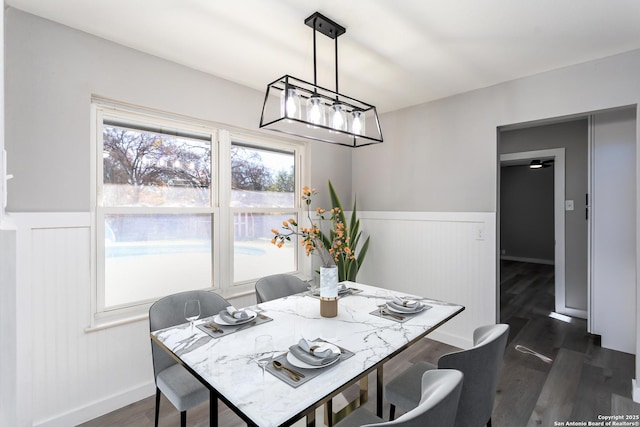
[476,224,485,241]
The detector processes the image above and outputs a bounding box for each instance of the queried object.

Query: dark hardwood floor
[80,261,639,426]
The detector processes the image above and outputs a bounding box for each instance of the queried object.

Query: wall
[353,36,640,401]
[356,211,495,349]
[500,164,555,263]
[6,7,640,426]
[500,120,589,310]
[3,9,351,427]
[591,108,637,354]
[4,9,350,212]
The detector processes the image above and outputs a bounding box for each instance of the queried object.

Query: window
[231,143,298,282]
[92,104,306,322]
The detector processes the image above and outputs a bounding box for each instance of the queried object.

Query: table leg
[306,408,316,427]
[376,366,383,418]
[210,391,218,427]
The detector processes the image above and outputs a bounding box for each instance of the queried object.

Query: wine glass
[375,290,389,314]
[254,335,273,378]
[184,299,201,331]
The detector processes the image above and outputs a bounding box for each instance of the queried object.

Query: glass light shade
[306,95,326,126]
[280,87,301,120]
[330,103,347,131]
[260,75,383,147]
[351,110,365,135]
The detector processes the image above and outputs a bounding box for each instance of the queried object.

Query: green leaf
[356,235,370,268]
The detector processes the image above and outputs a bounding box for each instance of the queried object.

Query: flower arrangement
[271,181,370,281]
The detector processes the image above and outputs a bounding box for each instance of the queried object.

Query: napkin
[218,306,252,324]
[288,339,340,366]
[338,283,349,294]
[387,297,424,313]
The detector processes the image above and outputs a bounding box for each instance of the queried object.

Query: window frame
[90,102,309,327]
[227,134,304,287]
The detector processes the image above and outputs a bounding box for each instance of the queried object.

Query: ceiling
[7,0,640,113]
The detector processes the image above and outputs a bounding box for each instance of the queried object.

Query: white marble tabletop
[151,282,464,427]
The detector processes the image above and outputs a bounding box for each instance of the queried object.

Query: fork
[381,310,405,321]
[204,323,224,333]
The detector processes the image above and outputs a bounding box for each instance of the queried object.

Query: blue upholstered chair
[149,290,231,427]
[385,324,509,427]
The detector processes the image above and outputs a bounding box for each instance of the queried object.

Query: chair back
[365,369,463,427]
[437,324,509,427]
[255,274,308,303]
[149,290,230,379]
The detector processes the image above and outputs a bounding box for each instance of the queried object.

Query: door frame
[499,148,585,318]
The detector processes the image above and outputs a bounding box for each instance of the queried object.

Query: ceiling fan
[529,159,554,169]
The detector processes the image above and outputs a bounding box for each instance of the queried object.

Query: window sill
[85,312,148,333]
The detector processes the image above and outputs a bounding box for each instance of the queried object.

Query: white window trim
[90,101,310,328]
[226,132,310,292]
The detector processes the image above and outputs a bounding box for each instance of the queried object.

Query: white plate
[286,343,341,369]
[385,303,425,314]
[213,309,257,326]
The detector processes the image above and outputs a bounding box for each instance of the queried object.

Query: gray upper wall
[353,46,640,212]
[4,8,351,212]
[5,8,640,214]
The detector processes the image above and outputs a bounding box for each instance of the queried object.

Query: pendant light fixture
[259,12,383,148]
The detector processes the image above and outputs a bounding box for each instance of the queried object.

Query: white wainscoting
[12,213,155,427]
[356,211,497,349]
[9,212,265,426]
[10,211,497,425]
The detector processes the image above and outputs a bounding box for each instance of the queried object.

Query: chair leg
[154,388,161,427]
[487,417,492,427]
[181,411,186,427]
[389,404,396,421]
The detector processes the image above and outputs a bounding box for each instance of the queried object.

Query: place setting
[370,293,432,323]
[307,282,363,299]
[197,305,273,338]
[261,337,355,388]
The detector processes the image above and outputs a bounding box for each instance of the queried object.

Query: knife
[234,320,257,331]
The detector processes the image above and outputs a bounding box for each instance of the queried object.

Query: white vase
[320,266,339,318]
[320,266,338,298]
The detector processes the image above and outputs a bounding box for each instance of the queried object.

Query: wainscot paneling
[10,212,270,426]
[356,211,497,349]
[12,213,154,427]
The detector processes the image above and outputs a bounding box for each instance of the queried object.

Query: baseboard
[428,329,473,350]
[500,255,554,265]
[633,379,640,403]
[33,381,155,427]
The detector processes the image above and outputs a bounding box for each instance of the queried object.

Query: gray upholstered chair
[255,273,308,303]
[385,324,509,427]
[149,290,231,427]
[336,369,463,427]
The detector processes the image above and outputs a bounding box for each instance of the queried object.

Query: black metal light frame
[259,12,383,148]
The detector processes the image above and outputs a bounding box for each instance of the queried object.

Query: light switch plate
[565,200,574,211]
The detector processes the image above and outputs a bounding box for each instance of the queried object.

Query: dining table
[150,281,464,427]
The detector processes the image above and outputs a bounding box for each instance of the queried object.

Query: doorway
[499,119,589,322]
[499,148,573,316]
[497,107,637,355]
